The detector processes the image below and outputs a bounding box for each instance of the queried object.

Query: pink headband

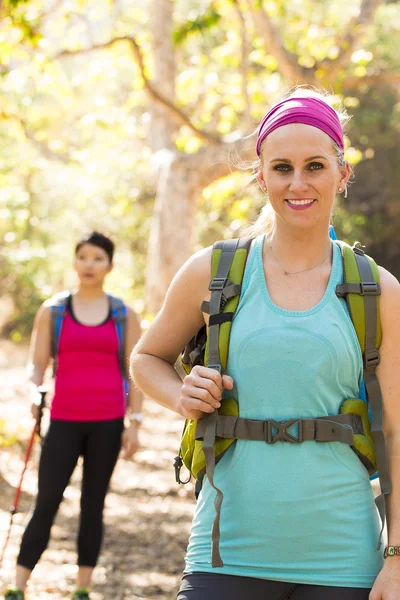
[256,97,344,156]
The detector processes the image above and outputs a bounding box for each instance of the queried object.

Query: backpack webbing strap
[203,238,241,568]
[206,239,241,370]
[336,241,390,549]
[352,248,390,549]
[196,413,363,444]
[109,295,128,384]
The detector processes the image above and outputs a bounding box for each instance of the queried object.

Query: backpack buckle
[173,455,191,485]
[364,349,380,369]
[264,419,302,444]
[209,277,228,291]
[360,282,381,296]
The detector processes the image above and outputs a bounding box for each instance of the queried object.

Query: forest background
[1,0,400,338]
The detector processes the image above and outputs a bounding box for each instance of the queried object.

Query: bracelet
[127,412,143,425]
[384,546,400,558]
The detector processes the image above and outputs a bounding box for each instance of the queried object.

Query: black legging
[17,418,123,570]
[178,573,371,599]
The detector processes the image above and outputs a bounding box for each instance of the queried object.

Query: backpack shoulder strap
[49,291,71,361]
[200,236,253,567]
[335,240,382,354]
[203,237,253,373]
[108,294,128,381]
[335,240,389,548]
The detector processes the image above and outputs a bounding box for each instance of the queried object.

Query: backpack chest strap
[196,413,363,446]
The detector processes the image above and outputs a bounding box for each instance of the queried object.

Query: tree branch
[246,0,313,85]
[318,0,383,82]
[232,0,252,129]
[342,72,400,89]
[186,134,256,190]
[4,114,70,163]
[54,36,221,144]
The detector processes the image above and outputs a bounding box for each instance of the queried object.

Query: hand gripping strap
[202,237,252,567]
[335,241,389,549]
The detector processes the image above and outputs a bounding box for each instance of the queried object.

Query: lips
[285,198,316,211]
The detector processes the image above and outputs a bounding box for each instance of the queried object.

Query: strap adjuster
[209,277,228,291]
[353,242,366,255]
[264,419,302,444]
[360,282,381,296]
[364,349,380,369]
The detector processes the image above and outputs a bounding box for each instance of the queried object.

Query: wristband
[384,546,400,558]
[127,413,143,425]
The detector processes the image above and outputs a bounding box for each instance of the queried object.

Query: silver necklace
[270,245,330,276]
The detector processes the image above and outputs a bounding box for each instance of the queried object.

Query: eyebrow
[269,155,327,163]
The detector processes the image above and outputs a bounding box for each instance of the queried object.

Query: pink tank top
[51,306,125,421]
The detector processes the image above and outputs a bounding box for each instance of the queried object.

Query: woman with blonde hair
[131,90,400,599]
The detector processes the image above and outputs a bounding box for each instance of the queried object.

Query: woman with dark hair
[131,90,400,599]
[5,232,143,600]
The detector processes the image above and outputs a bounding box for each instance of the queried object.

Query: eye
[307,162,324,171]
[273,163,292,172]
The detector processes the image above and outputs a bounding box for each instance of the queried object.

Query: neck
[75,285,106,300]
[267,223,332,271]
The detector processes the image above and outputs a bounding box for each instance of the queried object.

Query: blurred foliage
[173,5,221,45]
[0,0,399,337]
[0,419,20,448]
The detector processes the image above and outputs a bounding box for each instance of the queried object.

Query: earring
[338,186,343,193]
[344,187,348,199]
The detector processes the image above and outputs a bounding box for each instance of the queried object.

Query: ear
[339,161,351,189]
[255,171,266,192]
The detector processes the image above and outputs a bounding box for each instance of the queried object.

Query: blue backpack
[49,291,128,393]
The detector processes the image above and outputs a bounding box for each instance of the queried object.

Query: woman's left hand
[369,559,400,599]
[121,423,140,458]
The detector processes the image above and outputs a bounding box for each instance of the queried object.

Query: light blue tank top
[185,235,383,588]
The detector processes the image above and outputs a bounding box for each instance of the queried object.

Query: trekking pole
[0,387,47,570]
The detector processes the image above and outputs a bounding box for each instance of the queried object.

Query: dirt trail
[0,341,195,599]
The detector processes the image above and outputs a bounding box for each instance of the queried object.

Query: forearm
[386,432,400,544]
[126,382,144,414]
[130,352,183,415]
[27,362,46,388]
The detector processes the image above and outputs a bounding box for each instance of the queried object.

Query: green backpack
[173,238,390,568]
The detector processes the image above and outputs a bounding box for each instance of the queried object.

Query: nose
[288,169,308,193]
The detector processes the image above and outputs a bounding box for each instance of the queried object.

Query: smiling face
[73,243,112,287]
[257,123,350,231]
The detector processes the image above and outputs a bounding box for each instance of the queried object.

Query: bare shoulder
[177,245,212,285]
[133,246,213,364]
[378,265,400,322]
[36,301,52,324]
[164,245,213,306]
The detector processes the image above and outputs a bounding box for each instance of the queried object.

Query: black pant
[17,418,123,570]
[178,573,371,599]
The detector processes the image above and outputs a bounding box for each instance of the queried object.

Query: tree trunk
[145,138,253,313]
